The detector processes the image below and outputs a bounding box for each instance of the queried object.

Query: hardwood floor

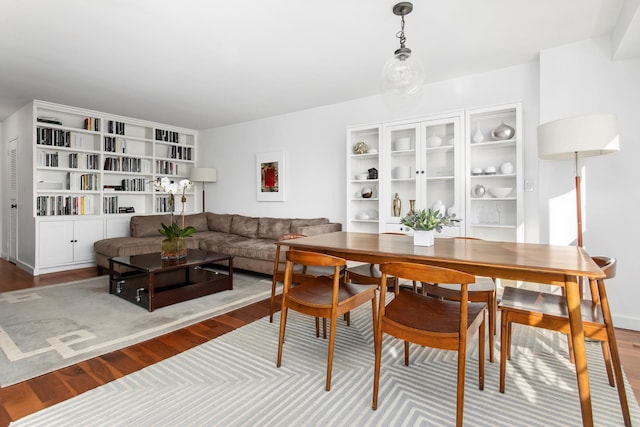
[0,259,638,426]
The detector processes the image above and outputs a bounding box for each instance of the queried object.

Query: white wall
[539,36,640,330]
[199,62,540,241]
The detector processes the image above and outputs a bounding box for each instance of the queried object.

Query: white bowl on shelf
[355,173,368,180]
[368,148,378,154]
[394,137,411,151]
[392,165,411,179]
[487,187,513,198]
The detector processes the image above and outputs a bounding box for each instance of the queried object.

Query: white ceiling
[1,0,637,130]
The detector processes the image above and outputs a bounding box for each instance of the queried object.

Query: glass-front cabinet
[381,113,464,237]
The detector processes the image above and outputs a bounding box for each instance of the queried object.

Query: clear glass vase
[161,237,187,260]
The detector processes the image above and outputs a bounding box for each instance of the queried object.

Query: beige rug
[0,271,274,386]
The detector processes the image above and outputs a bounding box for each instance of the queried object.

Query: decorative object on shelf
[256,151,286,202]
[154,177,195,260]
[368,148,378,154]
[471,167,483,176]
[432,199,446,217]
[392,193,401,217]
[471,184,486,198]
[487,187,513,198]
[499,161,514,175]
[381,2,424,99]
[353,141,368,154]
[368,168,378,179]
[400,208,461,246]
[491,121,515,140]
[537,113,619,247]
[189,167,217,213]
[393,137,411,151]
[355,173,369,180]
[361,187,373,198]
[473,122,484,143]
[483,165,497,175]
[426,132,443,147]
[357,211,370,220]
[408,199,416,216]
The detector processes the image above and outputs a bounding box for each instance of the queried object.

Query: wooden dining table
[280,231,606,427]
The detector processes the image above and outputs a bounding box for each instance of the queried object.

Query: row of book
[84,117,101,132]
[120,178,147,192]
[38,151,59,167]
[107,120,125,135]
[36,195,92,216]
[104,136,127,153]
[67,172,99,191]
[69,153,100,170]
[103,196,119,214]
[37,127,94,148]
[155,196,177,213]
[103,157,152,173]
[167,145,193,160]
[156,160,180,175]
[155,129,180,143]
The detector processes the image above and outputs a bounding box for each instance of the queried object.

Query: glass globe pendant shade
[381,50,425,97]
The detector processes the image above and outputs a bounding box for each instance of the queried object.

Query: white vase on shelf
[473,123,484,143]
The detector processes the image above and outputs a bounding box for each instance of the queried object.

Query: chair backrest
[593,256,616,280]
[283,250,345,294]
[273,233,307,280]
[380,262,475,289]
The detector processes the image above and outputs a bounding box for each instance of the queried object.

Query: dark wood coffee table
[108,249,233,311]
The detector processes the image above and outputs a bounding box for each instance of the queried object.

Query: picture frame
[256,151,286,202]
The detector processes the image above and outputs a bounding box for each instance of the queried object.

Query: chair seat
[434,276,495,294]
[385,290,486,334]
[288,276,377,309]
[500,286,604,325]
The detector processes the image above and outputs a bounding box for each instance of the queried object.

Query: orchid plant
[154,177,196,240]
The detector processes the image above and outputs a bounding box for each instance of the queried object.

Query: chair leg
[323,318,327,339]
[325,316,338,391]
[600,341,615,387]
[500,312,509,393]
[277,307,289,367]
[372,317,382,410]
[269,278,278,323]
[456,337,467,427]
[404,341,410,366]
[315,317,320,337]
[479,317,485,390]
[488,293,495,363]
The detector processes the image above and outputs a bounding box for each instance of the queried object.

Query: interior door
[8,139,18,262]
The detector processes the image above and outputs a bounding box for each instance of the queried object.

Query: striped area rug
[13,299,640,426]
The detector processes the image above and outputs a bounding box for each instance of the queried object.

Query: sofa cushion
[130,214,171,237]
[204,237,277,262]
[290,218,329,234]
[258,217,292,240]
[230,215,259,238]
[183,213,208,232]
[207,213,234,233]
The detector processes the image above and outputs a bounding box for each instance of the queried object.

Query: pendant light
[381,2,424,98]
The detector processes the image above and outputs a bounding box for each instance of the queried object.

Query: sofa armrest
[297,222,342,236]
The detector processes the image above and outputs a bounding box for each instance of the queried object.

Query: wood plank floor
[0,259,638,426]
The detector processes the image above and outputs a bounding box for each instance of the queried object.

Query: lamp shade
[537,114,619,160]
[189,167,217,182]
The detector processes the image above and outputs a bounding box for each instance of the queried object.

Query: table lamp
[189,167,217,212]
[537,114,619,247]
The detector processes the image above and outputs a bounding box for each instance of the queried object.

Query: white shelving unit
[346,103,523,242]
[465,103,523,242]
[19,100,199,274]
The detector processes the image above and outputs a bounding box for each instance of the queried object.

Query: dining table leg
[565,274,593,427]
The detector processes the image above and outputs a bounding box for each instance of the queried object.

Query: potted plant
[401,208,461,246]
[154,177,195,259]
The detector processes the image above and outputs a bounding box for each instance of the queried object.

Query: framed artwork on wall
[256,151,286,202]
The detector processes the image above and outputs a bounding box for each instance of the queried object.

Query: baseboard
[613,314,640,331]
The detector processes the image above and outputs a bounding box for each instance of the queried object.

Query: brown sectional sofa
[94,212,342,275]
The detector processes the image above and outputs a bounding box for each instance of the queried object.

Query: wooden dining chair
[498,256,631,426]
[372,262,486,427]
[277,250,377,391]
[420,237,497,362]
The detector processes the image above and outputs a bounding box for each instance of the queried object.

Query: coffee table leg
[148,272,155,312]
[566,274,593,427]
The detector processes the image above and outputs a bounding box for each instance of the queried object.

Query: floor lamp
[189,167,217,213]
[537,114,619,248]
